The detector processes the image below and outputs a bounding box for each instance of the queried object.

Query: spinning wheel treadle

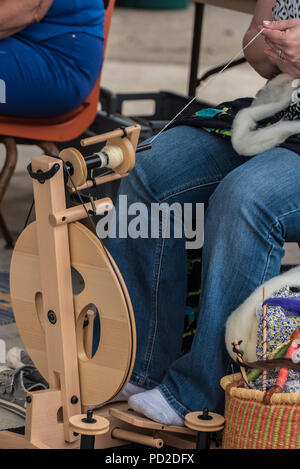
[110,408,196,435]
[10,220,136,407]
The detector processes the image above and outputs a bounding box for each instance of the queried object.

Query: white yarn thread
[149,28,265,145]
[98,145,124,169]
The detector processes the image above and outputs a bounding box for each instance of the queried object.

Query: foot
[128,388,184,426]
[106,383,147,405]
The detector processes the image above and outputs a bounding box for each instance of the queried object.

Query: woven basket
[220,374,300,449]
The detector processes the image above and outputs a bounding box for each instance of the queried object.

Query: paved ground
[0,4,299,430]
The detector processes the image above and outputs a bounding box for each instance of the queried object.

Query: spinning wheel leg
[0,138,18,247]
[185,408,225,449]
[81,434,95,450]
[196,431,210,450]
[69,409,109,450]
[80,410,97,449]
[0,211,14,248]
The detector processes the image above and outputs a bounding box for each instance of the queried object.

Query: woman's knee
[207,148,300,238]
[122,126,231,204]
[118,127,190,203]
[207,159,275,223]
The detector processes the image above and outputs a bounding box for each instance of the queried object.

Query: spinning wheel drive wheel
[10,221,136,408]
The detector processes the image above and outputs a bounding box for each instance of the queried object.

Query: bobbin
[60,125,140,190]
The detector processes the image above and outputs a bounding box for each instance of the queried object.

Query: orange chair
[0,0,115,247]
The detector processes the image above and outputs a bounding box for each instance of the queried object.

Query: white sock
[108,383,147,404]
[128,388,184,426]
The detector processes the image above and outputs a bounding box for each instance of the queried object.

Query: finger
[264,48,279,59]
[264,38,276,50]
[262,28,286,46]
[264,39,280,57]
[263,30,288,49]
[265,48,287,62]
[264,38,285,56]
[263,19,298,31]
[264,37,293,61]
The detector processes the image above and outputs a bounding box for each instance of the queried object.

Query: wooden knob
[69,414,110,436]
[59,147,87,188]
[185,410,225,433]
[111,428,163,448]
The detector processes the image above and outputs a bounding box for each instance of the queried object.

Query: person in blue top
[0,0,106,117]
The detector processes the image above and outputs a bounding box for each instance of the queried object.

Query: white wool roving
[232,73,300,157]
[225,266,300,362]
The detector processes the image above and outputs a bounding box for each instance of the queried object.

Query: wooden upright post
[30,156,81,443]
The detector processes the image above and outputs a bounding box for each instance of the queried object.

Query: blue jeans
[0,33,103,117]
[106,125,300,417]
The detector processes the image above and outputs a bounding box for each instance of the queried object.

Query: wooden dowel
[262,287,267,392]
[69,173,128,193]
[81,125,138,147]
[49,198,113,226]
[81,129,126,147]
[111,428,163,448]
[84,310,95,360]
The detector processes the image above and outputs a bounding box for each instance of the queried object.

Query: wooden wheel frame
[1,125,225,449]
[10,221,136,407]
[1,127,140,449]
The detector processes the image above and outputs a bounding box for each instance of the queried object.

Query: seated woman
[0,0,105,117]
[107,0,300,425]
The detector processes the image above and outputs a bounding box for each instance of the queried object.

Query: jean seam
[158,384,190,417]
[160,178,221,202]
[130,372,160,389]
[137,179,221,383]
[260,223,276,285]
[141,207,169,380]
[138,231,164,380]
[278,206,300,221]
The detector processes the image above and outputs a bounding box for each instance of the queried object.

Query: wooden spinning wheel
[10,220,136,408]
[1,125,225,449]
[0,126,141,449]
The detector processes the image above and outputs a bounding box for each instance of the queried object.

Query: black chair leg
[0,211,14,249]
[188,3,205,97]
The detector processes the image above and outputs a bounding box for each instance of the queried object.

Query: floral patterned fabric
[251,286,300,393]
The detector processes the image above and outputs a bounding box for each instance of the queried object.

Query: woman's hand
[262,19,300,78]
[34,0,54,23]
[263,44,300,77]
[243,0,279,79]
[264,50,300,77]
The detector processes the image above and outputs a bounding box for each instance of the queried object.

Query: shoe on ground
[0,364,48,409]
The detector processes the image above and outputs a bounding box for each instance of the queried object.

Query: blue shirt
[15,0,105,42]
